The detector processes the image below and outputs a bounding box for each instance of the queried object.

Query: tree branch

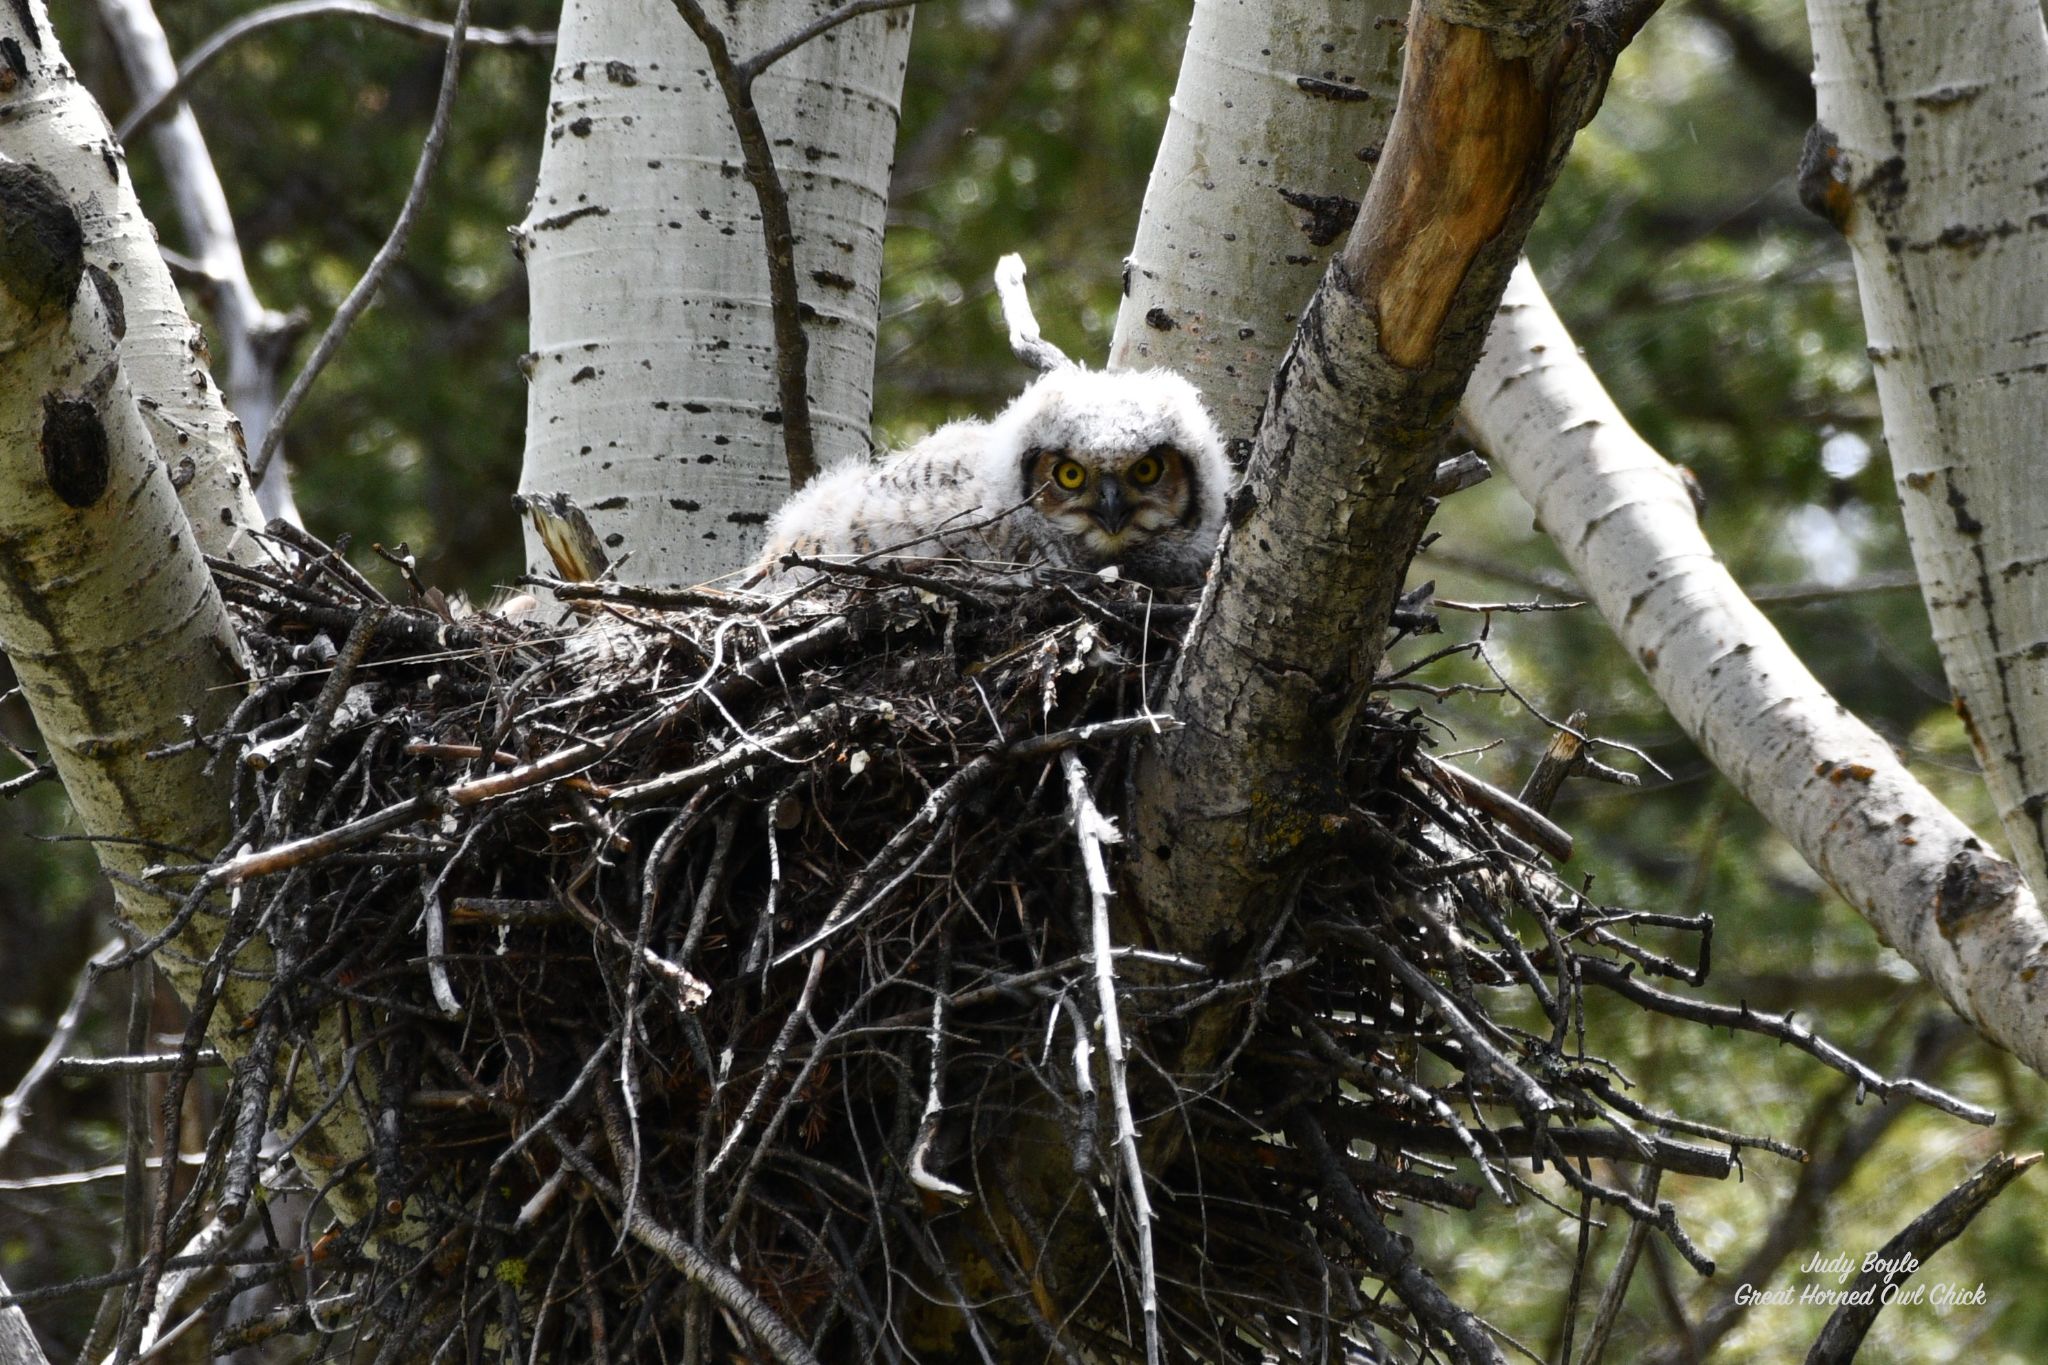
[115,0,553,144]
[254,0,471,482]
[668,0,818,489]
[95,0,306,525]
[1463,262,2048,1076]
[743,0,917,78]
[1134,0,1629,964]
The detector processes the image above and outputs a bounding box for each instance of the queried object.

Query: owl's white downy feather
[754,366,1230,587]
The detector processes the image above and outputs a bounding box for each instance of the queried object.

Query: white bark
[1107,0,1407,449]
[0,0,266,565]
[0,15,378,1216]
[1804,0,2048,896]
[0,1273,51,1365]
[95,0,303,527]
[516,0,911,588]
[0,175,242,1001]
[1465,262,2048,1074]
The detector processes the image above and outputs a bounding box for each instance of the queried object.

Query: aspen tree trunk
[1107,0,1406,449]
[0,8,375,1217]
[1802,0,2048,899]
[0,0,264,566]
[515,0,911,588]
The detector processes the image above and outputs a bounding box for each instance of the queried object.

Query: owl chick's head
[987,367,1229,584]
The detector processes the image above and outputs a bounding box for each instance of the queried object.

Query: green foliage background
[4,1,2040,1360]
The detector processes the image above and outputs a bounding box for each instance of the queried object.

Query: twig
[742,0,917,76]
[1419,753,1575,862]
[605,705,850,808]
[254,0,472,480]
[54,1051,225,1077]
[1577,1164,1660,1365]
[666,0,818,488]
[116,0,551,142]
[550,1137,821,1365]
[1578,959,1994,1124]
[0,940,123,1159]
[1288,1113,1507,1364]
[1804,1152,2037,1363]
[1061,750,1159,1365]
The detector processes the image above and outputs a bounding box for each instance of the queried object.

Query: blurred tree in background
[3,0,2038,1359]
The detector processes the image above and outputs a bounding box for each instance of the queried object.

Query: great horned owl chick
[753,366,1229,588]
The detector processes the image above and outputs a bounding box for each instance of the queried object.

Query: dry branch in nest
[71,531,1990,1363]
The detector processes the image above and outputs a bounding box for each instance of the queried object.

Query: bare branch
[1805,1152,2037,1363]
[254,0,472,481]
[116,0,553,144]
[667,0,819,488]
[742,0,917,77]
[0,941,122,1160]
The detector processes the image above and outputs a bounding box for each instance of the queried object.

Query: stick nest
[155,538,1961,1364]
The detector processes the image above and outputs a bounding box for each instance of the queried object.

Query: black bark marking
[532,205,610,232]
[41,395,111,508]
[1279,188,1361,247]
[5,0,36,48]
[725,510,769,526]
[809,269,855,291]
[0,160,83,322]
[604,60,638,85]
[86,263,124,343]
[1935,842,2021,936]
[1145,307,1177,331]
[1296,75,1370,102]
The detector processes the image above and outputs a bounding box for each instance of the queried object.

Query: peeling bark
[1804,0,2048,898]
[1134,0,1614,969]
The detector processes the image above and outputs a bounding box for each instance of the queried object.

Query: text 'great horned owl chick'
[753,366,1230,589]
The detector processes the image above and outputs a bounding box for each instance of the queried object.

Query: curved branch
[1462,262,2048,1076]
[115,0,553,144]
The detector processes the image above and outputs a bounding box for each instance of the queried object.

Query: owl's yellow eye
[1053,460,1088,491]
[1127,455,1164,486]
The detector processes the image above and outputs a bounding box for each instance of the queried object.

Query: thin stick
[0,940,122,1159]
[551,1137,821,1365]
[1061,751,1159,1365]
[117,0,550,142]
[1805,1152,2039,1363]
[743,0,917,76]
[253,0,472,480]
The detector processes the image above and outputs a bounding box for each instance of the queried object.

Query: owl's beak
[1092,479,1132,534]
